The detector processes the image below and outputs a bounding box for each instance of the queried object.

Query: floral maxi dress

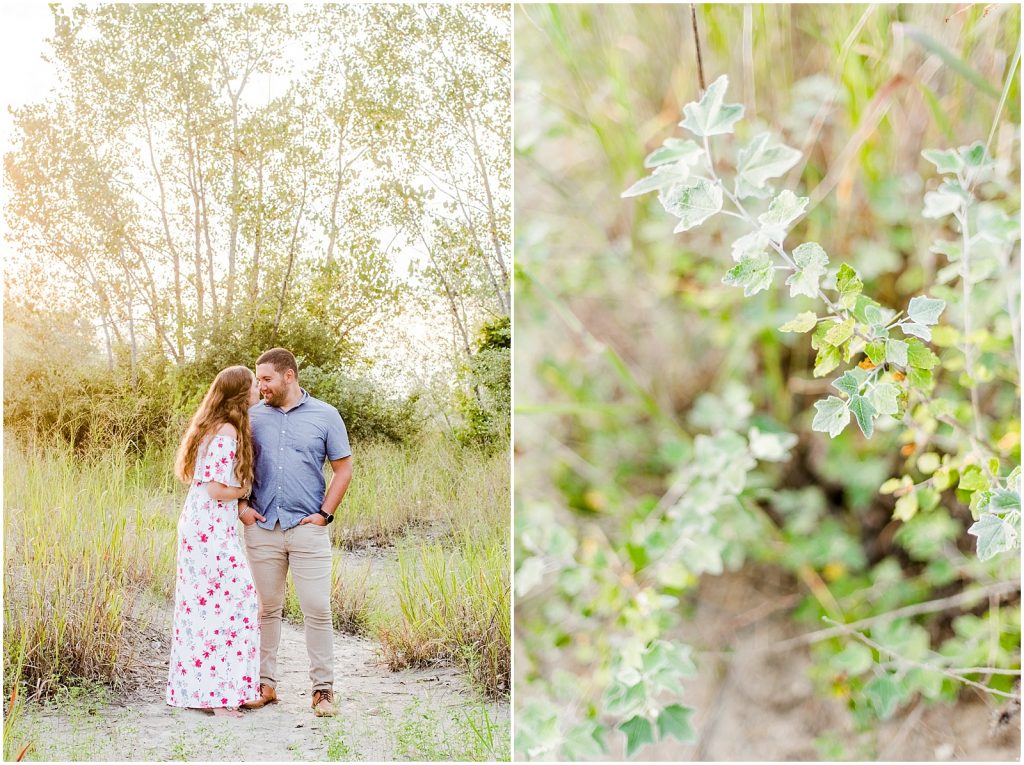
[166,434,260,709]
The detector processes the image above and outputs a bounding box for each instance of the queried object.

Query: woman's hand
[238,502,266,527]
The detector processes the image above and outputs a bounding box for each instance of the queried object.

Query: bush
[455,316,511,451]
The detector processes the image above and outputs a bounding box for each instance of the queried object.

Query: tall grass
[335,438,508,547]
[379,528,511,698]
[3,438,178,698]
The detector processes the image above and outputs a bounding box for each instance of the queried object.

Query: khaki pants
[243,522,334,691]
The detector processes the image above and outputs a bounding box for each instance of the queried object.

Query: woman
[166,365,263,717]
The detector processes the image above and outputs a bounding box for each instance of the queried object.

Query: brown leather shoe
[311,688,335,717]
[240,683,277,710]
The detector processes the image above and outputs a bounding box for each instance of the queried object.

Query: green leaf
[906,340,939,370]
[907,367,933,390]
[922,188,963,219]
[907,295,946,325]
[958,465,989,492]
[968,513,1017,561]
[832,371,863,398]
[623,162,689,198]
[736,132,801,194]
[779,311,818,333]
[679,74,744,137]
[959,140,990,167]
[835,264,863,309]
[865,341,886,365]
[644,137,704,168]
[604,680,647,717]
[562,721,608,761]
[748,426,798,461]
[722,253,774,296]
[894,491,919,522]
[885,338,909,367]
[867,383,899,416]
[900,321,932,342]
[811,396,851,438]
[848,394,876,438]
[731,229,772,260]
[832,642,873,675]
[618,715,656,759]
[986,489,1021,514]
[657,704,696,743]
[921,148,964,175]
[660,178,723,232]
[758,189,808,235]
[824,317,854,346]
[864,674,906,720]
[814,345,842,377]
[786,242,829,298]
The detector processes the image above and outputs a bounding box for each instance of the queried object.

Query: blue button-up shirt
[249,389,352,531]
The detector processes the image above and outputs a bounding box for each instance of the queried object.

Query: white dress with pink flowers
[166,434,260,709]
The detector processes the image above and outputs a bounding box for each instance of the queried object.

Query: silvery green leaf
[921,148,963,175]
[515,556,546,597]
[758,190,808,237]
[864,674,904,720]
[900,322,931,341]
[731,229,773,261]
[930,239,962,260]
[623,161,691,198]
[679,74,744,137]
[561,721,608,761]
[734,175,776,201]
[867,382,900,416]
[722,252,774,296]
[968,512,1017,561]
[834,263,863,309]
[659,178,723,231]
[747,426,797,461]
[907,295,946,325]
[736,132,802,191]
[959,140,989,168]
[848,393,877,438]
[644,137,704,168]
[863,303,884,326]
[779,311,818,333]
[785,242,829,298]
[975,205,1021,244]
[811,396,851,438]
[922,189,963,219]
[984,489,1020,514]
[832,371,863,398]
[885,338,909,367]
[657,705,696,744]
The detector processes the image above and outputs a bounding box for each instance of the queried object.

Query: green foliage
[454,316,511,451]
[516,3,1019,758]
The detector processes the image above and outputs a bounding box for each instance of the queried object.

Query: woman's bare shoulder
[214,422,238,439]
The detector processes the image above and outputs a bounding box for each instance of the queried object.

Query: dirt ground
[14,602,510,761]
[609,567,1021,761]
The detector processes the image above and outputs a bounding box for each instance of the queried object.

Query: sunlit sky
[0,3,496,393]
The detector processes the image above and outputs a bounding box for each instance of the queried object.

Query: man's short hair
[256,348,299,377]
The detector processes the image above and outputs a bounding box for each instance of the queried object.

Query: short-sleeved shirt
[249,389,351,531]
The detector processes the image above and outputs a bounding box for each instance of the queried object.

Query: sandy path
[20,604,509,762]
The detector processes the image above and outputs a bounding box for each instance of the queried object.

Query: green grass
[3,438,178,698]
[378,527,510,699]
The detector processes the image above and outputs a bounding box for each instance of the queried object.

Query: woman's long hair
[174,365,255,486]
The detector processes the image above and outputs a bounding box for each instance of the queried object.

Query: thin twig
[750,579,1020,653]
[690,4,706,93]
[825,617,1019,700]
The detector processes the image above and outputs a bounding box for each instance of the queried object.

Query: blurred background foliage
[514,3,1019,759]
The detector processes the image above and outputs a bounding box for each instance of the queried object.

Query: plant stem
[955,205,984,442]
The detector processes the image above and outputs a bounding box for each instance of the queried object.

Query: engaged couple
[165,348,353,719]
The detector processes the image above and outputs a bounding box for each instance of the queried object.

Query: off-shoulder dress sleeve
[193,434,242,488]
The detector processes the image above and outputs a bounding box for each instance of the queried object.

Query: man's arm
[321,456,353,516]
[299,455,353,525]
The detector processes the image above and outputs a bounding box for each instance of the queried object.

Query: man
[237,347,353,717]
